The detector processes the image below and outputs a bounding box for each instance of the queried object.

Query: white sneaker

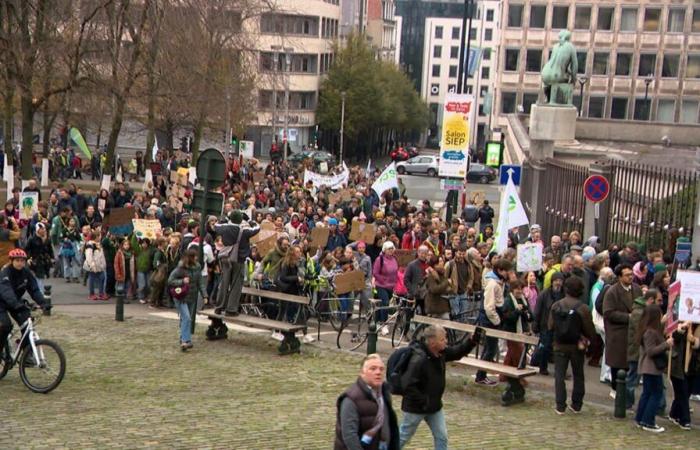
[271,331,284,341]
[380,326,390,336]
[609,390,616,400]
[641,425,665,433]
[690,394,700,402]
[302,334,315,344]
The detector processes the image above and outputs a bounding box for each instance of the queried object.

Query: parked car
[467,163,498,184]
[390,146,419,162]
[395,155,439,177]
[287,151,313,166]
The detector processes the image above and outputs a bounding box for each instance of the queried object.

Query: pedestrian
[398,324,479,450]
[372,241,398,323]
[477,200,494,232]
[626,289,661,410]
[668,322,700,431]
[634,304,672,432]
[532,272,565,375]
[24,223,54,292]
[590,266,614,383]
[423,256,452,320]
[167,248,208,352]
[334,354,399,450]
[549,276,596,415]
[83,232,108,301]
[114,238,136,302]
[132,235,154,304]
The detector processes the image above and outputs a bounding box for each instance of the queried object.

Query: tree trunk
[20,94,35,180]
[105,96,126,177]
[192,118,204,165]
[164,119,174,150]
[3,88,14,165]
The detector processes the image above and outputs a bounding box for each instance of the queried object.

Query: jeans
[62,255,79,279]
[635,374,664,427]
[449,294,468,320]
[116,281,132,298]
[376,287,392,323]
[475,335,499,381]
[399,409,448,450]
[88,272,106,296]
[554,350,586,410]
[537,331,554,372]
[174,300,192,344]
[137,271,150,300]
[626,360,639,409]
[670,376,691,426]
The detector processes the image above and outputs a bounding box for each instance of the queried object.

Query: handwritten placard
[349,219,376,244]
[255,233,277,256]
[309,226,330,249]
[132,219,162,240]
[334,270,366,294]
[516,243,543,272]
[395,249,417,268]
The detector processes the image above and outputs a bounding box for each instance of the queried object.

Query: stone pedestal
[529,104,577,142]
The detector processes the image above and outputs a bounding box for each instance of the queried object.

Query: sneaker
[139,299,147,304]
[641,425,664,433]
[88,294,98,301]
[667,416,679,426]
[634,422,642,429]
[180,343,189,352]
[99,294,109,301]
[690,394,700,402]
[678,423,692,431]
[609,390,616,400]
[475,378,498,386]
[302,334,316,344]
[554,407,566,415]
[185,341,193,349]
[271,331,284,341]
[379,325,389,336]
[568,405,581,414]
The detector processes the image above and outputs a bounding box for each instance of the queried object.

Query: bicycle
[336,294,415,351]
[0,308,66,394]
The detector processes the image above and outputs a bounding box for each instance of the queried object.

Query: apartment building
[493,0,700,128]
[367,0,400,62]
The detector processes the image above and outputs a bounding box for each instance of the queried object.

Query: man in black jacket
[399,325,478,450]
[533,272,565,375]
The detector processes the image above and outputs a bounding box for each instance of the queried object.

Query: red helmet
[8,248,27,259]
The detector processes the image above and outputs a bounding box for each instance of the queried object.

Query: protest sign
[516,243,543,272]
[309,227,330,249]
[255,233,277,256]
[666,281,681,335]
[260,221,276,231]
[251,229,278,244]
[171,184,186,199]
[349,219,376,244]
[19,192,39,220]
[395,250,417,268]
[132,219,162,241]
[252,171,265,184]
[303,164,349,189]
[334,270,366,294]
[105,207,135,236]
[168,196,183,212]
[678,271,700,323]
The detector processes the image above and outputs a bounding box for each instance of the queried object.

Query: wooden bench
[200,288,310,355]
[411,315,539,406]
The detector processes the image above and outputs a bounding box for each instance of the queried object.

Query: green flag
[69,127,92,160]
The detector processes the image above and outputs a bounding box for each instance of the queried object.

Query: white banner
[303,164,349,189]
[493,170,529,254]
[372,162,399,196]
[41,158,50,186]
[438,93,472,178]
[240,140,254,159]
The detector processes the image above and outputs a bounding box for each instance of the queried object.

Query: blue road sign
[583,175,610,203]
[499,165,521,186]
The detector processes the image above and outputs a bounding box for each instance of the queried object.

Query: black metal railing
[540,159,588,243]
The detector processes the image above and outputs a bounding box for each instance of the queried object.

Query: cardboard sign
[252,171,265,184]
[19,192,39,220]
[255,233,277,256]
[171,184,187,200]
[132,219,162,240]
[260,221,276,231]
[168,196,184,212]
[170,170,188,186]
[334,270,366,294]
[309,226,330,249]
[470,190,485,207]
[516,243,543,272]
[251,229,278,244]
[340,188,354,202]
[104,207,135,227]
[677,271,700,323]
[349,219,376,244]
[395,249,417,268]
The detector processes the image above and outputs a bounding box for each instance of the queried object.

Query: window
[450,46,459,59]
[501,92,517,114]
[505,49,519,71]
[526,49,542,72]
[449,65,458,78]
[484,29,492,41]
[530,5,546,28]
[433,46,442,58]
[451,27,460,40]
[643,8,661,32]
[435,26,443,39]
[687,55,700,78]
[588,97,605,118]
[597,7,614,31]
[432,65,441,77]
[575,6,591,30]
[620,8,637,31]
[694,8,700,32]
[522,93,538,114]
[611,97,628,119]
[508,4,524,27]
[486,9,494,22]
[661,55,679,78]
[634,98,651,120]
[638,54,656,77]
[480,86,488,97]
[482,48,491,61]
[681,100,699,123]
[479,103,486,116]
[615,53,632,76]
[667,9,685,33]
[552,6,569,29]
[469,28,477,40]
[448,84,457,93]
[656,100,675,122]
[481,67,490,79]
[576,52,587,75]
[592,52,609,75]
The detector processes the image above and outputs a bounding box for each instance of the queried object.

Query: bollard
[614,370,627,418]
[43,285,52,316]
[366,310,378,354]
[115,288,125,322]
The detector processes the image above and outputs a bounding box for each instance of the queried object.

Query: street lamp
[339,91,346,164]
[577,75,588,117]
[644,74,653,121]
[283,47,293,162]
[270,45,293,161]
[271,45,282,152]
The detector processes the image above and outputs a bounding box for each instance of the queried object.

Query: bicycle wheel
[19,339,66,394]
[0,345,10,380]
[391,313,408,348]
[336,317,369,351]
[328,298,346,331]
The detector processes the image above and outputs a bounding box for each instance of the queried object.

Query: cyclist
[0,248,48,356]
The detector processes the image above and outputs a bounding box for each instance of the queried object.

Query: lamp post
[577,76,588,117]
[271,45,281,152]
[283,47,293,161]
[340,91,346,164]
[644,74,653,121]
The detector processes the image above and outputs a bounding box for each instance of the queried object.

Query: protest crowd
[2,146,700,447]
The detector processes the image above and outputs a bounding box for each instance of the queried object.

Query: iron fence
[540,159,588,242]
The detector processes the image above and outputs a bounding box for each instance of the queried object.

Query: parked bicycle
[336,294,415,351]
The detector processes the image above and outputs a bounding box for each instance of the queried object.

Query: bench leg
[205,317,228,341]
[501,377,526,406]
[278,331,301,355]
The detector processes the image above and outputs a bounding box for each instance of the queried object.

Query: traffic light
[231,135,239,154]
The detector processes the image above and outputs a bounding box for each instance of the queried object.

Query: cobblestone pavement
[2,313,696,449]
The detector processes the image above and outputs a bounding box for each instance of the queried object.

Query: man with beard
[445,244,471,322]
[533,272,566,375]
[403,245,430,311]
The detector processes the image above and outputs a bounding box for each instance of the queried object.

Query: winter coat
[627,297,647,363]
[83,242,107,273]
[532,287,564,334]
[25,235,54,279]
[638,329,669,376]
[501,294,532,334]
[276,262,301,295]
[372,253,398,289]
[403,259,427,299]
[167,262,207,305]
[424,271,451,315]
[603,282,643,368]
[114,249,136,283]
[482,271,505,327]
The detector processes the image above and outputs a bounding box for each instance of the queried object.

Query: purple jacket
[372,253,398,289]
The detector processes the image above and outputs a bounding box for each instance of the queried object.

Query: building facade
[367,0,400,62]
[493,0,700,129]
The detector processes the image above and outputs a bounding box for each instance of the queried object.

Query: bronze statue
[540,30,578,106]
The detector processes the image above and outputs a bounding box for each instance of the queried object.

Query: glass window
[450,46,459,59]
[681,100,699,123]
[592,52,609,75]
[552,6,569,29]
[433,46,442,58]
[452,27,461,40]
[508,4,524,27]
[620,8,638,31]
[480,86,489,97]
[615,53,632,76]
[505,49,519,71]
[638,54,656,77]
[530,5,546,28]
[484,29,492,41]
[575,6,591,30]
[482,48,491,61]
[432,65,440,77]
[576,51,587,75]
[667,9,685,33]
[522,93,538,114]
[597,7,614,31]
[486,9,494,22]
[588,97,605,118]
[481,67,490,79]
[611,97,628,119]
[643,8,660,32]
[656,99,675,122]
[661,55,679,78]
[694,8,700,33]
[687,55,700,78]
[633,98,651,120]
[501,92,517,114]
[448,84,457,93]
[469,28,477,40]
[449,65,458,77]
[435,26,443,39]
[526,49,542,72]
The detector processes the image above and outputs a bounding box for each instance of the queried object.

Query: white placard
[240,140,254,159]
[41,158,49,186]
[677,271,700,323]
[101,174,111,192]
[516,243,543,273]
[19,192,39,219]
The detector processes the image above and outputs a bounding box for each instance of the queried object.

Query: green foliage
[317,34,429,140]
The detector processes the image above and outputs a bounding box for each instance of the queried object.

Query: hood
[485,270,500,281]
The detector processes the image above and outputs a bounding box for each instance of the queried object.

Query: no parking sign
[583,175,610,203]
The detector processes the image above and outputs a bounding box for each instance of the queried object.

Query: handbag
[169,282,190,300]
[652,351,668,371]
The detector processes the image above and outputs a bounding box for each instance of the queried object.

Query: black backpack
[553,303,583,345]
[386,344,417,395]
[594,284,611,316]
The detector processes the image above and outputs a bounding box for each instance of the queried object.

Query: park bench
[411,315,539,406]
[199,287,310,355]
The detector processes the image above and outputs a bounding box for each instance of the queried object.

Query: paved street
[400,173,501,217]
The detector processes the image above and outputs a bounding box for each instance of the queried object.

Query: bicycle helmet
[8,248,27,259]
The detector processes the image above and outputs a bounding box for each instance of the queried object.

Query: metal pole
[613,370,627,418]
[463,0,474,94]
[115,288,124,322]
[284,52,291,162]
[644,80,651,120]
[456,0,468,94]
[579,82,584,117]
[340,91,346,164]
[272,49,279,153]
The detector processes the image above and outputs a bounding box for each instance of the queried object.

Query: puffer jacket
[83,242,107,273]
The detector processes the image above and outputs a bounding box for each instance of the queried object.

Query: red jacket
[401,231,423,250]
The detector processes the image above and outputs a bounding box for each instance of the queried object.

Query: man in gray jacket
[403,245,430,306]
